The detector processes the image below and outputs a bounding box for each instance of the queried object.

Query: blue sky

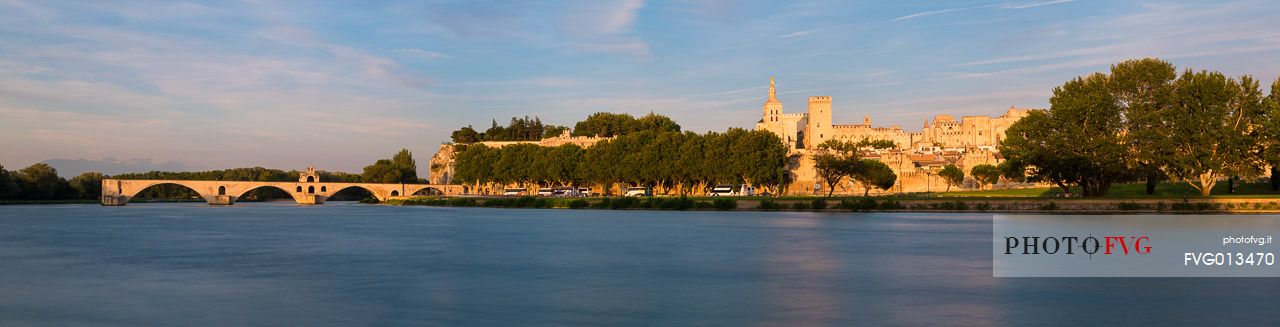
[2,0,1279,176]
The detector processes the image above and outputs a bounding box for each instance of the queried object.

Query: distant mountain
[42,157,193,177]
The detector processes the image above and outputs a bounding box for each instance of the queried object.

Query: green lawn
[934,181,1280,198]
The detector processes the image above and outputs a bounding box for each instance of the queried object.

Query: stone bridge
[100,166,464,206]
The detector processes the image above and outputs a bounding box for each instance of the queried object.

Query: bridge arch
[327,185,383,201]
[407,185,444,196]
[235,184,301,203]
[124,181,207,204]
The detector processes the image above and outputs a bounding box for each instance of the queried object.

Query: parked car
[502,188,526,196]
[624,187,651,197]
[537,188,553,196]
[577,187,592,197]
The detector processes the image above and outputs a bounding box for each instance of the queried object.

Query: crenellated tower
[804,96,832,149]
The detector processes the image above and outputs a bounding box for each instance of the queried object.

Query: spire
[768,76,777,102]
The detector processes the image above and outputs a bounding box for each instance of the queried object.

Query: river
[1,202,1276,325]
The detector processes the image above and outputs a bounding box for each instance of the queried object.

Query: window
[307,176,315,183]
[296,186,302,192]
[321,186,327,192]
[218,186,226,195]
[308,186,315,193]
[391,190,400,197]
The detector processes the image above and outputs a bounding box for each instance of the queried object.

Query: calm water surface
[1,203,1276,326]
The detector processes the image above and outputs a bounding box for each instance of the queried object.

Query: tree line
[1000,58,1280,196]
[0,149,418,201]
[451,116,570,143]
[450,112,682,143]
[0,163,103,200]
[453,128,789,195]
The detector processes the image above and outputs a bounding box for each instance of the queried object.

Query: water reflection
[762,215,843,325]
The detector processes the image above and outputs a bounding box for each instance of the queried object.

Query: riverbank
[387,195,1280,213]
[0,199,99,205]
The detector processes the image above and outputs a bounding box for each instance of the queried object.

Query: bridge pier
[296,194,325,205]
[208,195,235,205]
[102,195,128,206]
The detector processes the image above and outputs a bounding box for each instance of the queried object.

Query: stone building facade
[757,77,1031,151]
[754,77,1037,195]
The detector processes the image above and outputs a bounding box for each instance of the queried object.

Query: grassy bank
[389,194,1280,213]
[935,181,1278,198]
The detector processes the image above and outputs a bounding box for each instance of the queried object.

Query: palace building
[755,77,1031,152]
[754,77,1038,194]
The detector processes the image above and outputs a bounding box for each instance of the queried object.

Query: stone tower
[762,76,782,123]
[805,96,832,149]
[299,165,320,183]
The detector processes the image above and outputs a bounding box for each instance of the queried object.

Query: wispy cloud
[891,4,993,22]
[779,28,819,38]
[892,0,1077,22]
[396,48,452,60]
[1003,0,1077,10]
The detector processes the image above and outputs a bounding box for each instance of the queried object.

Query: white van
[537,188,553,196]
[502,188,526,196]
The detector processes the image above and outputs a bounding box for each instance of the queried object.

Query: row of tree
[451,116,570,143]
[450,112,684,144]
[570,112,681,137]
[453,128,789,195]
[0,163,104,200]
[1000,58,1280,196]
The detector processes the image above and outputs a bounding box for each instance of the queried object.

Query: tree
[1110,58,1177,195]
[542,125,570,138]
[16,163,73,199]
[572,112,680,137]
[1165,71,1265,196]
[813,153,850,197]
[996,160,1025,188]
[362,149,418,184]
[999,73,1129,196]
[939,164,964,192]
[969,164,1000,190]
[69,171,105,199]
[1259,76,1280,191]
[573,112,636,137]
[855,138,898,149]
[0,164,19,199]
[451,125,481,143]
[851,159,895,196]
